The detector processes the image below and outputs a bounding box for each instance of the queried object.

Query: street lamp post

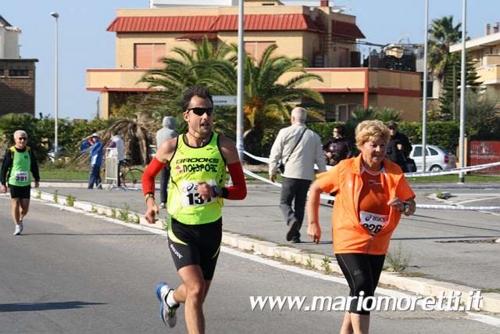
[458,0,467,183]
[50,12,59,159]
[236,0,244,163]
[422,0,429,172]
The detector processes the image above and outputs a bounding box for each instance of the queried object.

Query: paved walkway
[34,181,500,313]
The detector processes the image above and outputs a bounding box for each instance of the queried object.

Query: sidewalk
[34,181,500,314]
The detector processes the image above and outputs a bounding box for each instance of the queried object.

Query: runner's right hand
[144,205,159,224]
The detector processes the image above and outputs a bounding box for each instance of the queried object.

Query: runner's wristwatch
[403,202,410,213]
[212,186,222,198]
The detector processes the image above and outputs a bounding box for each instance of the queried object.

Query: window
[413,146,422,157]
[0,69,5,77]
[244,41,275,62]
[134,44,165,69]
[335,104,360,122]
[8,69,29,77]
[414,147,433,157]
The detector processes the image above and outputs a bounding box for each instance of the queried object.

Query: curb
[222,232,500,314]
[32,189,500,314]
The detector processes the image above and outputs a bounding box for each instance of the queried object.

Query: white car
[48,147,67,162]
[409,144,457,172]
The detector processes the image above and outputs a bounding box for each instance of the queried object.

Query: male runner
[142,85,247,334]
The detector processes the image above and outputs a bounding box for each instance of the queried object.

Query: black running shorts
[167,217,222,280]
[9,185,31,199]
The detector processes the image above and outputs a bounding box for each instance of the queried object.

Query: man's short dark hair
[181,85,213,111]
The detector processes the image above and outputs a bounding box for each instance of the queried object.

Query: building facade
[450,22,500,97]
[0,15,37,117]
[86,0,421,120]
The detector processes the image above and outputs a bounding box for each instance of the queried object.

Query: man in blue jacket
[88,133,103,189]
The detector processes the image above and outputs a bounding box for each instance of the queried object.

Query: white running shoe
[14,225,21,235]
[155,282,178,328]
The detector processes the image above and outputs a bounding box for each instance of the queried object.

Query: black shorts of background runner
[168,217,222,280]
[336,253,385,315]
[9,185,31,199]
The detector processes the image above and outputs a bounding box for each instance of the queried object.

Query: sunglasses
[388,126,396,130]
[18,137,27,141]
[187,107,214,116]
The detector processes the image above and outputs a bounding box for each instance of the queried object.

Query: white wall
[0,27,20,59]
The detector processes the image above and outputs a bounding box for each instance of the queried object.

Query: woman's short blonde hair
[355,120,391,150]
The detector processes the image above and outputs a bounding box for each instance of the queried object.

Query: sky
[3,0,499,120]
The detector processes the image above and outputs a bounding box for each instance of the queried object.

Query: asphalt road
[28,183,500,291]
[0,198,497,333]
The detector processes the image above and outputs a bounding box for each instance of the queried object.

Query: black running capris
[336,253,386,315]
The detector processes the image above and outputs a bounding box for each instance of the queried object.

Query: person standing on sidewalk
[142,85,247,333]
[307,120,416,334]
[107,131,125,187]
[155,116,178,209]
[269,107,326,243]
[322,124,352,205]
[323,125,352,167]
[385,121,412,172]
[87,133,103,189]
[0,130,40,235]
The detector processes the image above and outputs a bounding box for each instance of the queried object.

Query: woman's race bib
[359,211,389,235]
[180,180,216,207]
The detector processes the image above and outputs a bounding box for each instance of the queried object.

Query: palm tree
[139,38,239,139]
[140,40,324,157]
[428,16,462,93]
[375,108,402,123]
[229,44,324,156]
[242,44,323,130]
[98,118,152,166]
[140,38,236,114]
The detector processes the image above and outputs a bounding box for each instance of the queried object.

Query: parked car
[409,144,457,172]
[48,147,67,162]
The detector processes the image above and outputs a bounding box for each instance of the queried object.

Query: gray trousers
[279,177,312,239]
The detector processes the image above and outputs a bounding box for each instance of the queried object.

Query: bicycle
[120,159,144,189]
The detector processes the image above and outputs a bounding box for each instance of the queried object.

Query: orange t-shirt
[358,170,390,235]
[316,155,415,255]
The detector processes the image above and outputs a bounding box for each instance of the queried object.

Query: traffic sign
[213,95,237,106]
